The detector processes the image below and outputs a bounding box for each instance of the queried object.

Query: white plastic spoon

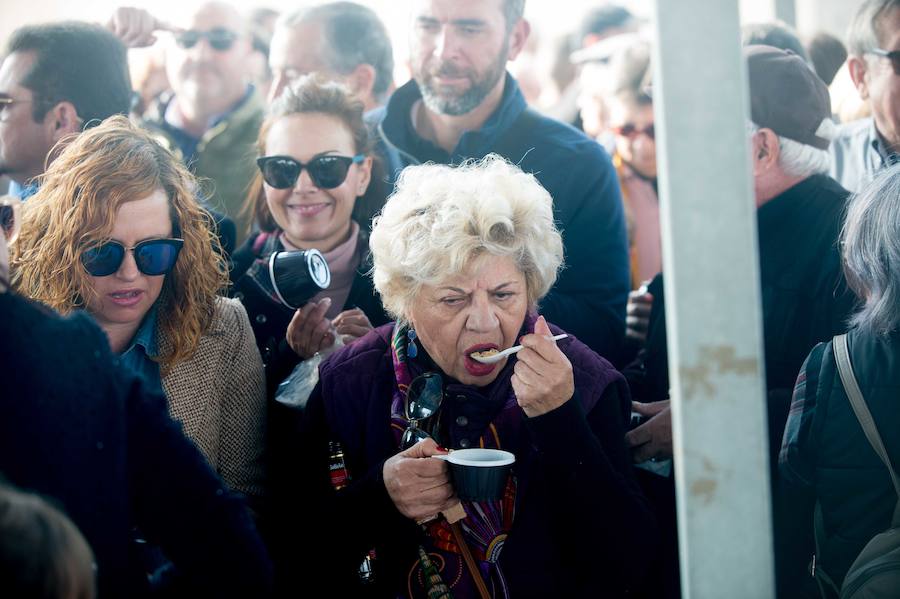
[470,334,568,364]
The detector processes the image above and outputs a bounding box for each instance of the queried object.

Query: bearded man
[371,0,630,360]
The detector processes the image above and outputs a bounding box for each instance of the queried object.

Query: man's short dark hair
[806,32,848,86]
[7,22,131,126]
[741,22,811,63]
[847,0,900,57]
[579,5,635,41]
[286,2,394,103]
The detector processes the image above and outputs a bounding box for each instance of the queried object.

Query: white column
[651,1,775,598]
[776,0,797,27]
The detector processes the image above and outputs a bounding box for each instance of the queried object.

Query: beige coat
[160,296,266,499]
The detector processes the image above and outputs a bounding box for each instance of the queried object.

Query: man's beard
[415,42,509,116]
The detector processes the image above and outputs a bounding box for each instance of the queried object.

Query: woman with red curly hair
[11,116,265,502]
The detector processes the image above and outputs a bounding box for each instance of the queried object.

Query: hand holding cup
[383,438,455,522]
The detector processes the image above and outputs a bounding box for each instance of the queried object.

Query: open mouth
[465,343,499,359]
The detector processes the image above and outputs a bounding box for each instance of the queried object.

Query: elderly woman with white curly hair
[279,155,657,597]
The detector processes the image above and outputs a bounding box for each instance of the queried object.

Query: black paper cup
[268,249,331,309]
[444,449,515,502]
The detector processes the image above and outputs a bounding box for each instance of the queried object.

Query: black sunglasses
[81,238,184,277]
[869,48,900,76]
[176,28,239,51]
[613,123,655,140]
[400,372,444,450]
[256,154,364,190]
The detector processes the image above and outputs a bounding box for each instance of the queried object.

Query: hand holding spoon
[470,334,568,364]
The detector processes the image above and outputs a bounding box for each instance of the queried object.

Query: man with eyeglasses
[0,22,131,200]
[139,2,264,245]
[830,0,900,192]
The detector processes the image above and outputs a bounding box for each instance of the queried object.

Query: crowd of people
[0,0,898,597]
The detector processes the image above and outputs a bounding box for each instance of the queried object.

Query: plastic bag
[275,335,344,409]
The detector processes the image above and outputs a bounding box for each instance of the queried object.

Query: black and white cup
[268,249,331,310]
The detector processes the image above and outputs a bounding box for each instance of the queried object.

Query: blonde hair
[11,115,227,374]
[369,154,564,321]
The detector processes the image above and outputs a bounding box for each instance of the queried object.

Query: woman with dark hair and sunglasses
[577,36,660,290]
[11,116,266,503]
[231,75,390,389]
[277,155,656,597]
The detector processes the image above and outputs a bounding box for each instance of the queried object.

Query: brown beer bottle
[327,440,376,584]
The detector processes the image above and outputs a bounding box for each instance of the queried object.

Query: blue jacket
[370,74,630,360]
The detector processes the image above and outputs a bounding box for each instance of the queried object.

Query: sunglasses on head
[175,28,239,51]
[400,372,444,450]
[81,238,184,277]
[869,48,900,76]
[613,123,655,140]
[257,154,365,190]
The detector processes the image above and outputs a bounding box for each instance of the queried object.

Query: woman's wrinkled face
[83,189,172,331]
[407,254,528,386]
[263,113,372,252]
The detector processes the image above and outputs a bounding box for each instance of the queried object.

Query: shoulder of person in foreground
[121,364,273,594]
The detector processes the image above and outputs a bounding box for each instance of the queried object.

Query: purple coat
[274,322,657,597]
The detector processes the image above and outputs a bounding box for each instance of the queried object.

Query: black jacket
[625,174,856,451]
[782,328,900,590]
[0,292,272,597]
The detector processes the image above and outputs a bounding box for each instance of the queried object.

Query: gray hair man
[371,0,631,359]
[830,0,900,192]
[267,2,394,110]
[622,46,858,597]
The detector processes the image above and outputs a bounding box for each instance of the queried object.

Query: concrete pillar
[651,0,775,597]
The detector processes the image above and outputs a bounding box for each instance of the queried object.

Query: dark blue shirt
[118,305,163,395]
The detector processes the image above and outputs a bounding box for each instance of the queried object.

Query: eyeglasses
[612,123,655,140]
[256,154,365,190]
[175,28,239,51]
[869,48,900,76]
[80,238,184,277]
[400,372,444,450]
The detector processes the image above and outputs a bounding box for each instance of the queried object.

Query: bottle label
[329,464,349,490]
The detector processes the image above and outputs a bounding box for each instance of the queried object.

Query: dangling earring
[407,329,418,359]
